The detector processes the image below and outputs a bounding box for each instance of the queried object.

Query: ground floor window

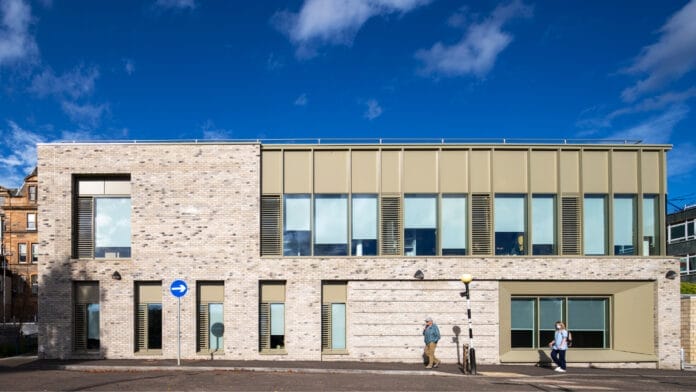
[511,296,610,349]
[135,282,162,353]
[322,282,347,352]
[197,282,224,353]
[260,282,286,352]
[74,281,100,351]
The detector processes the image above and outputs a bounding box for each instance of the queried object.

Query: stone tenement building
[37,141,680,369]
[1,168,39,322]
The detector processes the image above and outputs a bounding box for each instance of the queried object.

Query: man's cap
[425,317,433,322]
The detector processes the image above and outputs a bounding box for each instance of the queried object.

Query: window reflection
[495,195,526,255]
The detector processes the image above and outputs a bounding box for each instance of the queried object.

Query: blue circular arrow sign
[170,279,188,298]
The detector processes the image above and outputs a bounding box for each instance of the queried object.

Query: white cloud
[364,98,383,120]
[201,119,232,140]
[608,87,696,120]
[605,104,689,144]
[0,121,43,187]
[294,93,308,106]
[123,58,135,75]
[154,0,196,10]
[274,0,431,58]
[29,65,100,99]
[621,0,696,102]
[415,0,532,78]
[60,101,109,127]
[0,0,38,67]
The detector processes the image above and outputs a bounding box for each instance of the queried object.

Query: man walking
[423,316,441,369]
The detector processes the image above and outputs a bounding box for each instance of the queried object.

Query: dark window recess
[511,330,534,348]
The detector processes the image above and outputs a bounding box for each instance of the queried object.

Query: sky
[0,0,695,209]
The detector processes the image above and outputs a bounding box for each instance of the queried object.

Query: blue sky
[0,0,695,209]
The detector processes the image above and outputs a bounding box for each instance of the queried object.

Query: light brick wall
[36,143,682,369]
[682,296,696,364]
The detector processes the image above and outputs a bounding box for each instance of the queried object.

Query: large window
[532,196,556,255]
[441,195,467,255]
[511,296,609,349]
[584,196,607,255]
[495,195,526,255]
[642,196,659,255]
[613,196,636,255]
[283,195,311,256]
[74,178,131,259]
[404,195,437,256]
[314,195,348,256]
[259,282,286,352]
[74,282,100,351]
[669,219,696,244]
[18,243,27,263]
[322,282,347,352]
[351,195,378,256]
[197,282,224,353]
[27,213,36,231]
[135,282,162,353]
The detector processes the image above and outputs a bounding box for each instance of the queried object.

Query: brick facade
[37,143,681,368]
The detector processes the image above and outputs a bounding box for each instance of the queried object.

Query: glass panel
[284,195,311,256]
[539,298,563,330]
[495,195,526,255]
[511,298,535,348]
[209,303,224,351]
[19,244,27,262]
[690,221,696,237]
[331,303,346,350]
[352,195,378,256]
[87,303,100,349]
[441,196,466,255]
[613,196,636,255]
[532,196,556,255]
[31,243,38,262]
[147,303,162,349]
[404,195,437,256]
[95,198,132,258]
[27,214,36,230]
[642,196,658,255]
[670,224,685,242]
[568,298,608,348]
[690,256,696,273]
[681,257,688,273]
[584,196,606,255]
[314,195,348,256]
[270,303,285,349]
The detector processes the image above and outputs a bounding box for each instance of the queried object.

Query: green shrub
[681,282,696,294]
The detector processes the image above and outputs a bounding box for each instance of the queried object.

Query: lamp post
[460,273,476,375]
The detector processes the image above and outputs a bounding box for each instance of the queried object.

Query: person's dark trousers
[551,349,566,370]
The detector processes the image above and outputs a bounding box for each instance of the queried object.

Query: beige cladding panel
[560,151,580,193]
[612,151,638,194]
[314,150,349,193]
[582,150,609,193]
[261,283,286,302]
[284,150,312,193]
[137,283,162,303]
[322,283,347,303]
[78,180,104,195]
[351,150,378,193]
[613,282,654,354]
[470,150,491,193]
[104,180,131,195]
[262,150,283,194]
[641,151,661,194]
[74,282,99,303]
[403,150,437,193]
[199,283,224,303]
[439,150,468,193]
[493,150,527,193]
[530,150,557,193]
[381,150,401,193]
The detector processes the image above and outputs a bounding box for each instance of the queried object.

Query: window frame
[18,243,27,263]
[583,195,608,256]
[494,194,527,256]
[28,185,37,202]
[31,243,38,263]
[26,213,36,231]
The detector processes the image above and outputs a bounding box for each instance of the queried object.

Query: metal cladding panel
[612,151,639,194]
[530,150,557,193]
[641,151,661,194]
[323,283,347,303]
[403,150,437,193]
[381,151,401,193]
[261,282,286,302]
[560,151,580,193]
[470,150,491,193]
[199,282,224,303]
[262,150,283,194]
[137,283,162,303]
[314,150,349,193]
[351,150,379,193]
[582,150,609,193]
[284,150,312,193]
[493,150,527,193]
[439,150,468,193]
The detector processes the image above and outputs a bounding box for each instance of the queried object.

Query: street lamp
[460,273,477,375]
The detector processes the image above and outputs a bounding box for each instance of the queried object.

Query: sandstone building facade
[37,141,680,368]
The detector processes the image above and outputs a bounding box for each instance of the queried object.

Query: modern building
[37,141,680,368]
[1,169,39,322]
[667,205,696,281]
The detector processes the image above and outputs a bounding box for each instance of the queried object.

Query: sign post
[170,279,188,366]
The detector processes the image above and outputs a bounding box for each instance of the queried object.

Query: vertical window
[31,243,38,263]
[283,195,311,256]
[351,195,378,256]
[197,282,224,353]
[642,196,659,256]
[74,178,131,259]
[532,196,556,255]
[27,213,36,230]
[404,195,437,256]
[30,275,38,295]
[28,186,37,202]
[567,298,609,348]
[322,282,347,352]
[539,298,563,345]
[259,282,286,352]
[441,195,467,255]
[74,282,100,351]
[18,243,27,263]
[314,195,348,256]
[135,282,162,353]
[584,196,607,255]
[613,196,636,255]
[495,195,526,255]
[511,298,535,348]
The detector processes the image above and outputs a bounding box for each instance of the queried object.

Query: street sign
[170,280,188,297]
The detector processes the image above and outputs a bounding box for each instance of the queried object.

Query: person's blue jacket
[423,324,440,344]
